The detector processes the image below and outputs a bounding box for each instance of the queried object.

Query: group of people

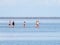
[9,20,15,28]
[8,20,40,28]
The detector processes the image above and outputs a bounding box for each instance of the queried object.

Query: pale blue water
[0,23,60,45]
[0,40,60,45]
[0,23,60,33]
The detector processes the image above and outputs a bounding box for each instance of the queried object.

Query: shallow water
[0,23,60,33]
[0,23,60,45]
[0,40,60,45]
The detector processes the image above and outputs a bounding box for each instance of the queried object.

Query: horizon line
[0,17,60,19]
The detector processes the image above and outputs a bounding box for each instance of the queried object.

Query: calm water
[0,40,60,45]
[0,23,60,45]
[0,23,60,33]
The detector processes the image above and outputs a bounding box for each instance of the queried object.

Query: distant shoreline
[0,17,60,19]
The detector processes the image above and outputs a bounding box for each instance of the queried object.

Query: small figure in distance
[35,20,40,28]
[12,21,15,28]
[9,20,15,28]
[9,20,12,28]
[23,21,26,28]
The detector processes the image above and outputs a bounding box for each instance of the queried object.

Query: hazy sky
[0,0,60,17]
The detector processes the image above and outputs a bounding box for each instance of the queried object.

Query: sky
[0,0,60,17]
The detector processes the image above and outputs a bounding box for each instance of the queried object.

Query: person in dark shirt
[12,21,15,28]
